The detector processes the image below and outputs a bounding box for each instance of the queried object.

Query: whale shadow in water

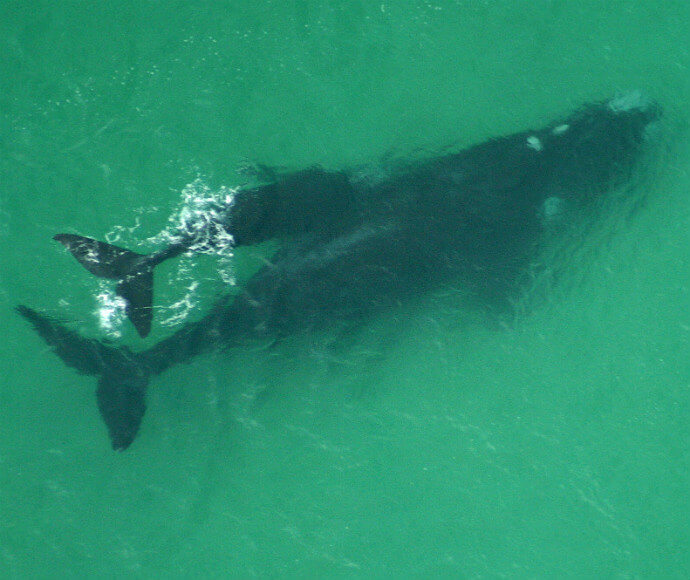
[17,91,662,450]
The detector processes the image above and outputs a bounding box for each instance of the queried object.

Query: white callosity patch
[539,196,566,226]
[527,135,543,152]
[552,124,570,135]
[643,120,663,142]
[607,90,650,114]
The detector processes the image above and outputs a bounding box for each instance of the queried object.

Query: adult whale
[18,91,661,450]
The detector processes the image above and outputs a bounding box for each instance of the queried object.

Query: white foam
[95,178,240,332]
[95,285,128,338]
[159,280,200,328]
[150,178,237,257]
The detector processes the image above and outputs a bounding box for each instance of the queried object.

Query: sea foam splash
[95,178,239,335]
[95,285,128,339]
[150,178,237,256]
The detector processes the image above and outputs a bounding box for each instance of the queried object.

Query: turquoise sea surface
[2,2,690,578]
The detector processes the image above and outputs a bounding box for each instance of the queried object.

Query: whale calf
[18,91,661,450]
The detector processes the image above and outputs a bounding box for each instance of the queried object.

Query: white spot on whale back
[527,135,543,152]
[539,196,566,226]
[607,90,650,114]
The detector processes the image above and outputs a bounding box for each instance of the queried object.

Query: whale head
[541,90,661,204]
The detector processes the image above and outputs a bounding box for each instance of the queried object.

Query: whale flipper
[53,234,154,338]
[16,305,150,450]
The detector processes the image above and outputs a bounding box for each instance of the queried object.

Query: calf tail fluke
[16,305,150,450]
[53,234,154,338]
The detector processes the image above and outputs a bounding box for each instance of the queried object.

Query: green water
[2,2,690,578]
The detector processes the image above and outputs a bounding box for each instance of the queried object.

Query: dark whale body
[18,91,661,450]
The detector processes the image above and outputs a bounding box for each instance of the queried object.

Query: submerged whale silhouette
[18,91,661,450]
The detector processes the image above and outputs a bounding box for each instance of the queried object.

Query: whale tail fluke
[53,234,154,338]
[16,305,150,450]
